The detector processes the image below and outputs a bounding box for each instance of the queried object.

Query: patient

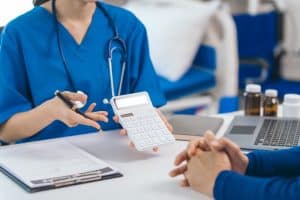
[169,131,300,200]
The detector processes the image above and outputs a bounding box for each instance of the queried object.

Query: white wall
[0,0,33,26]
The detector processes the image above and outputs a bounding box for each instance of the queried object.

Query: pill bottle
[244,84,262,116]
[282,94,300,118]
[263,89,279,117]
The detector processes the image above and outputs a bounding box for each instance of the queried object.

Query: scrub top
[0,3,166,143]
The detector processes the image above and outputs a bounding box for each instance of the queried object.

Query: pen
[55,91,101,132]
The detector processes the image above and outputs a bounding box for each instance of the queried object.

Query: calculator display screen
[115,95,148,109]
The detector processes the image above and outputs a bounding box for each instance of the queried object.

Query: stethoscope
[52,0,127,106]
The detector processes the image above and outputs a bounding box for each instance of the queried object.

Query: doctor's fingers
[85,112,109,122]
[66,112,100,130]
[153,147,159,152]
[165,120,174,133]
[128,141,158,152]
[85,104,109,116]
[157,110,174,132]
[113,116,119,123]
[120,129,127,136]
[86,103,96,113]
[62,91,87,103]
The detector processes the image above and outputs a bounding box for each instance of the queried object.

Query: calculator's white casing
[110,92,174,151]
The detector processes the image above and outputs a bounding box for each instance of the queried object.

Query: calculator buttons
[120,111,175,151]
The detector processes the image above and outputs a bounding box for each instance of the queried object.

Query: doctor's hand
[113,110,173,152]
[47,91,109,130]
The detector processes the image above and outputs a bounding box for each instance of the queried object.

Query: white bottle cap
[284,94,300,105]
[265,89,278,98]
[283,94,300,118]
[246,84,261,93]
[248,0,259,15]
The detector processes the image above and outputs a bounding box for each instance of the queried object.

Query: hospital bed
[159,4,240,115]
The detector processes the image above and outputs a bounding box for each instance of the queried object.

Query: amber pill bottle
[244,84,262,116]
[263,89,279,117]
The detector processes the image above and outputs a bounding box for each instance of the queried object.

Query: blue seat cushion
[159,67,216,100]
[193,45,216,71]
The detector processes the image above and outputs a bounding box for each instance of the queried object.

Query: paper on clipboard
[0,140,120,189]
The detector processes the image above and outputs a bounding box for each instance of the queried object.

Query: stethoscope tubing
[51,0,127,101]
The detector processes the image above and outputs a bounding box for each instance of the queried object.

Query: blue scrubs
[214,147,300,200]
[0,3,166,143]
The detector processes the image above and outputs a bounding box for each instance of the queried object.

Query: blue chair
[233,11,278,89]
[234,9,300,100]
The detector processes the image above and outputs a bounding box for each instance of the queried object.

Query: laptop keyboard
[255,119,300,147]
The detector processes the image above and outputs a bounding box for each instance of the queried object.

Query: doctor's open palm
[48,91,108,130]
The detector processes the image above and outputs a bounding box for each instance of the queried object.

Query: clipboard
[0,140,123,193]
[0,166,123,193]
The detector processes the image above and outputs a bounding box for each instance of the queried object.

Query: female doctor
[0,0,171,146]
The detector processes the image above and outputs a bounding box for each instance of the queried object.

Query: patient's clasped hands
[169,131,249,197]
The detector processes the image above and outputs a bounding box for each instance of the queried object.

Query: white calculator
[110,92,175,151]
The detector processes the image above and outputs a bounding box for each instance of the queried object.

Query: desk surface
[0,115,234,200]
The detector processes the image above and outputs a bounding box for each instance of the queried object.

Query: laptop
[224,116,300,150]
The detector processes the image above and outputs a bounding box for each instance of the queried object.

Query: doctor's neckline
[36,6,98,47]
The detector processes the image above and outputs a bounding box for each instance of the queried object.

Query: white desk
[0,115,234,200]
